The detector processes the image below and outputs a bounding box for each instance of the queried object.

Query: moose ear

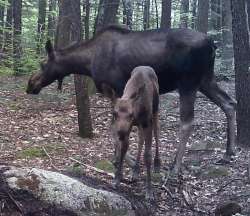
[130,84,145,100]
[101,83,117,102]
[45,40,55,60]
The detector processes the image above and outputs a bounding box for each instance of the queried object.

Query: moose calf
[112,66,160,201]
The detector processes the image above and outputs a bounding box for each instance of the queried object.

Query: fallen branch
[42,146,61,172]
[217,178,242,193]
[69,157,114,178]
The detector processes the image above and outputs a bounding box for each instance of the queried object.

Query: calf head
[26,40,64,94]
[112,84,145,140]
[113,99,134,140]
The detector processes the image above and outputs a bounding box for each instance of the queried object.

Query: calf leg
[132,126,144,181]
[113,138,129,188]
[153,113,161,173]
[143,124,154,201]
[172,90,196,174]
[200,80,236,158]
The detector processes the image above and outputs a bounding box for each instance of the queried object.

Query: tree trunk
[47,0,56,41]
[247,1,250,32]
[179,0,189,28]
[197,0,209,33]
[161,0,171,29]
[220,0,233,78]
[231,0,250,147]
[37,0,47,54]
[191,0,197,29]
[3,0,13,53]
[84,0,90,40]
[210,0,221,31]
[0,2,5,49]
[122,0,133,29]
[94,0,120,34]
[13,0,22,75]
[56,0,93,138]
[143,0,150,30]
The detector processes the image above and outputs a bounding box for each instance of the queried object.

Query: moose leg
[132,126,144,181]
[200,80,236,159]
[143,124,154,201]
[172,90,196,174]
[153,113,161,173]
[113,138,129,188]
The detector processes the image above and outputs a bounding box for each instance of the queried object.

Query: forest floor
[0,76,250,216]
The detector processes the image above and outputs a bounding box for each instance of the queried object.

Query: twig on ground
[69,157,114,178]
[42,147,61,172]
[248,158,250,183]
[217,178,242,193]
[6,191,24,215]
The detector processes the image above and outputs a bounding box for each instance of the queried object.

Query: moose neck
[56,42,95,77]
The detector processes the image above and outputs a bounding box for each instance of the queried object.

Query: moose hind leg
[172,90,196,175]
[143,125,154,201]
[200,81,236,158]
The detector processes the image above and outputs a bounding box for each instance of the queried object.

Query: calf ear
[45,40,55,60]
[101,83,117,102]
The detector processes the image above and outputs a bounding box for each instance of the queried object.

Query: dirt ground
[0,76,250,216]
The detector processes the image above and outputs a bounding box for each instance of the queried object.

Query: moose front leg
[113,138,129,188]
[131,126,144,181]
[172,91,196,175]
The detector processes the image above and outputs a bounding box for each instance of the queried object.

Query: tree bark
[3,0,13,53]
[231,0,250,147]
[220,0,233,77]
[84,0,90,40]
[13,0,22,75]
[210,0,221,31]
[143,0,150,30]
[197,0,209,33]
[161,0,171,29]
[47,0,56,41]
[179,0,189,28]
[0,2,5,49]
[122,0,133,29]
[56,0,93,138]
[95,0,120,33]
[37,0,47,54]
[191,0,197,29]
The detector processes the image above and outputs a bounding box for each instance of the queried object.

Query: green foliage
[17,146,46,159]
[95,160,115,173]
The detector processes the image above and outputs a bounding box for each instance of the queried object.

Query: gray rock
[0,165,135,216]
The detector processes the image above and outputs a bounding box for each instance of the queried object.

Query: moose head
[26,40,65,94]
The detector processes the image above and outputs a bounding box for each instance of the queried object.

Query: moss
[95,160,115,173]
[201,166,230,179]
[17,147,47,159]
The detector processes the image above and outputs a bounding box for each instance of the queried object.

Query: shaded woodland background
[0,0,250,215]
[0,0,250,145]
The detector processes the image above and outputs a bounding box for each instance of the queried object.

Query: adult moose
[26,25,236,174]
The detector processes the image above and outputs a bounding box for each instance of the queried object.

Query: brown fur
[112,66,160,201]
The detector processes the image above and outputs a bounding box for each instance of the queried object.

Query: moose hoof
[154,159,161,173]
[131,172,140,182]
[145,190,154,202]
[111,179,121,189]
